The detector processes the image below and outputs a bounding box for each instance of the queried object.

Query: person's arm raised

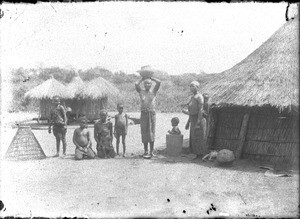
[151,77,161,94]
[135,78,143,93]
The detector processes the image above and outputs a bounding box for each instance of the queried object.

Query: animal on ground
[202,150,218,161]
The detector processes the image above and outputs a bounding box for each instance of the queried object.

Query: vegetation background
[9,67,216,113]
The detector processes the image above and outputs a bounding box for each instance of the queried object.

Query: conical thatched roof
[77,77,119,99]
[66,75,85,98]
[202,18,299,110]
[25,76,71,99]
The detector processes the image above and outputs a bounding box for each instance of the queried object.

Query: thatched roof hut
[70,77,120,120]
[66,74,85,98]
[203,17,298,110]
[64,75,85,120]
[25,76,71,99]
[77,77,119,99]
[25,76,71,120]
[204,18,299,170]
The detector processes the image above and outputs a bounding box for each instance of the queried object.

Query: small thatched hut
[203,18,299,169]
[75,77,119,120]
[64,74,85,119]
[25,76,71,120]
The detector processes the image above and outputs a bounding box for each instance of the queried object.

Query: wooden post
[235,110,250,159]
[207,109,218,149]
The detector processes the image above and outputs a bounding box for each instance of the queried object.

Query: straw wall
[81,97,107,120]
[40,98,108,121]
[208,106,299,169]
[39,99,52,119]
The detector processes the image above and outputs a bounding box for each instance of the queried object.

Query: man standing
[48,96,68,157]
[135,66,161,158]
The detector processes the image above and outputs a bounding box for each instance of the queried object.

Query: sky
[1,2,290,76]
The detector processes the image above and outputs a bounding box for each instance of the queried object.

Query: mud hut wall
[208,106,299,166]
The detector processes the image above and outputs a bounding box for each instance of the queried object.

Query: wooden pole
[207,109,218,149]
[235,110,250,159]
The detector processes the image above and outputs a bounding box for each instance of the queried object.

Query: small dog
[202,150,218,161]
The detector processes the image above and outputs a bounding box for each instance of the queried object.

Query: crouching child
[94,110,116,159]
[73,116,96,160]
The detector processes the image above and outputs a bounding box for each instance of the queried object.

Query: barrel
[166,134,183,157]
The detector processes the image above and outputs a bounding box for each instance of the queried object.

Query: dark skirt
[97,145,116,158]
[140,111,156,143]
[53,125,67,139]
[189,115,207,156]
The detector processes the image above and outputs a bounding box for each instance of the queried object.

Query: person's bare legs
[55,136,60,157]
[122,134,126,157]
[150,141,154,157]
[62,131,67,156]
[143,143,148,155]
[116,135,120,156]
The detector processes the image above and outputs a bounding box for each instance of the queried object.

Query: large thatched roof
[25,76,71,99]
[202,18,299,110]
[66,75,85,98]
[77,77,119,99]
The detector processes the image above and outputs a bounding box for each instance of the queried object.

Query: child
[73,116,95,160]
[48,96,67,157]
[168,117,181,135]
[94,110,116,158]
[114,103,128,157]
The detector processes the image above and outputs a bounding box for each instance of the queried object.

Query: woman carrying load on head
[182,81,207,159]
[135,65,161,158]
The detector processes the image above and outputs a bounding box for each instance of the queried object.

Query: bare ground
[0,112,299,218]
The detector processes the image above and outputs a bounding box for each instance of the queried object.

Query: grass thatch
[76,77,119,99]
[66,75,85,98]
[202,18,299,110]
[25,76,72,99]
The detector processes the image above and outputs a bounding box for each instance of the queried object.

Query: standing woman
[135,66,161,158]
[182,81,207,159]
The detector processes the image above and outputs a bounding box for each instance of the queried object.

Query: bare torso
[74,128,89,147]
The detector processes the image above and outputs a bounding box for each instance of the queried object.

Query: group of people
[49,98,129,160]
[48,66,209,160]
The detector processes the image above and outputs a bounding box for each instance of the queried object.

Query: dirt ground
[0,112,299,218]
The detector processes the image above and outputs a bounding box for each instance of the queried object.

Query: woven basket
[139,71,154,79]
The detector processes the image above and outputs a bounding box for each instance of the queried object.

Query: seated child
[73,116,96,160]
[168,117,181,135]
[94,110,116,158]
